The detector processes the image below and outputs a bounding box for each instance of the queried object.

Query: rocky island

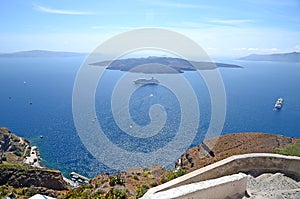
[90,57,243,73]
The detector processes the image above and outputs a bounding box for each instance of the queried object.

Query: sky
[1,0,300,57]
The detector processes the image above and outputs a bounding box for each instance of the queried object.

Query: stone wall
[144,173,247,199]
[143,153,300,198]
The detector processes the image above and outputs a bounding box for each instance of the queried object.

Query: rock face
[0,127,29,155]
[1,127,300,198]
[0,127,13,163]
[0,127,68,193]
[0,129,10,152]
[179,132,300,171]
[0,165,68,190]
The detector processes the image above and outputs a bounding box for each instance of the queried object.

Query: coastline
[23,145,43,168]
[1,127,300,198]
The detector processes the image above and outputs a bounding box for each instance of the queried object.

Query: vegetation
[0,163,30,170]
[106,188,129,199]
[0,185,62,199]
[274,142,300,157]
[13,150,22,157]
[109,174,125,186]
[65,184,129,199]
[160,168,186,183]
[25,146,31,157]
[135,184,149,199]
[65,183,93,199]
[1,155,7,161]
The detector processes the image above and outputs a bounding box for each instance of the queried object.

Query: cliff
[0,164,68,190]
[1,127,300,198]
[0,127,29,164]
[0,127,68,198]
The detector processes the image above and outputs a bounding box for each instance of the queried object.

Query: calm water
[0,57,299,177]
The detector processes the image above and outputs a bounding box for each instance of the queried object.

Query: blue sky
[1,0,300,57]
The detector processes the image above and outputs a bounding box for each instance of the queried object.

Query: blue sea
[0,56,299,177]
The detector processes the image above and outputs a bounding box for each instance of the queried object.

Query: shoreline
[23,145,43,168]
[1,127,300,198]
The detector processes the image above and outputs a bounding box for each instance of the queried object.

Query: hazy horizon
[1,0,300,57]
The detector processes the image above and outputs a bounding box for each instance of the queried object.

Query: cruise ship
[274,97,283,110]
[133,77,159,85]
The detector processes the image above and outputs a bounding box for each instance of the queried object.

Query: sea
[0,56,299,178]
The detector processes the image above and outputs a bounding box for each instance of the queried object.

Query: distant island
[239,52,300,62]
[0,50,86,58]
[91,57,242,74]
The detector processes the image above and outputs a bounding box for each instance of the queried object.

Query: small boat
[274,97,283,110]
[133,77,159,85]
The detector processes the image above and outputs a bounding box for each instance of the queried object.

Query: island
[239,52,300,62]
[0,50,86,58]
[90,56,243,74]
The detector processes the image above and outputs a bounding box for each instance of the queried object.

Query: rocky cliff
[0,127,29,164]
[0,127,68,198]
[1,127,299,199]
[0,165,68,190]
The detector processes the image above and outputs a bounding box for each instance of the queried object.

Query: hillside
[66,132,300,198]
[179,132,300,172]
[239,52,300,62]
[0,127,68,198]
[1,128,299,198]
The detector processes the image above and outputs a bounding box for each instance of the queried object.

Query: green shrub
[109,174,125,186]
[135,184,149,199]
[149,181,158,187]
[25,188,37,197]
[0,186,8,197]
[161,168,186,183]
[274,142,300,157]
[13,150,22,157]
[106,187,129,199]
[26,147,31,157]
[1,156,7,161]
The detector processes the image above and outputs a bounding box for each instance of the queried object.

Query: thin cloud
[34,5,95,15]
[149,0,212,9]
[166,19,253,29]
[90,26,138,30]
[91,26,106,30]
[208,19,253,25]
[294,45,300,51]
[233,47,280,53]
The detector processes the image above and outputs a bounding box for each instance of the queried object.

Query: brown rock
[180,132,300,172]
